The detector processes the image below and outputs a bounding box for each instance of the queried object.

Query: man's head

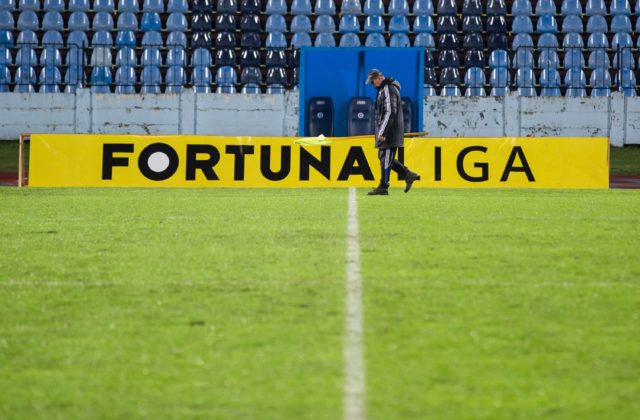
[366,69,385,88]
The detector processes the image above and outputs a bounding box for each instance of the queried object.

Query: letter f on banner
[102,143,134,180]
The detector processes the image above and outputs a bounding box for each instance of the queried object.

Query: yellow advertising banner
[29,134,609,189]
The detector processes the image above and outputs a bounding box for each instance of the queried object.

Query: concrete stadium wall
[0,89,637,146]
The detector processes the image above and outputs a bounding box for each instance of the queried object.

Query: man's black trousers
[378,147,408,189]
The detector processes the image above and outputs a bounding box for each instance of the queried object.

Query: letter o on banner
[138,143,180,181]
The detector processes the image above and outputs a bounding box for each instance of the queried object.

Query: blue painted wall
[299,47,424,136]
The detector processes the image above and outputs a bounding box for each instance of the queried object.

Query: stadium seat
[423,66,437,85]
[266,67,287,86]
[93,0,115,12]
[192,13,212,31]
[116,12,138,31]
[488,49,509,68]
[364,15,384,33]
[314,32,335,47]
[17,10,38,30]
[240,13,261,32]
[588,49,611,69]
[240,66,261,85]
[167,31,187,47]
[363,0,384,15]
[512,33,533,50]
[516,68,536,96]
[216,32,236,48]
[291,15,311,33]
[437,0,456,15]
[167,0,188,12]
[423,85,436,96]
[68,12,90,31]
[339,15,360,33]
[90,66,112,93]
[413,33,434,48]
[266,0,287,14]
[538,49,559,69]
[167,13,188,32]
[240,49,260,66]
[590,68,611,96]
[512,16,533,33]
[165,47,186,67]
[308,97,333,136]
[40,46,61,66]
[389,33,410,47]
[563,48,585,69]
[610,0,631,15]
[438,33,458,49]
[440,84,461,96]
[535,0,556,15]
[241,31,260,47]
[340,0,361,15]
[291,0,312,14]
[217,0,237,13]
[440,66,459,85]
[93,11,114,31]
[266,14,286,33]
[462,15,482,33]
[347,97,374,136]
[314,0,335,15]
[463,32,483,50]
[487,15,507,33]
[91,47,112,66]
[314,15,335,32]
[191,48,212,67]
[92,31,113,47]
[537,15,558,33]
[0,10,13,30]
[193,0,213,12]
[64,65,84,92]
[486,0,506,15]
[540,68,561,89]
[412,0,433,15]
[437,15,456,33]
[511,0,532,16]
[143,0,164,12]
[115,47,137,66]
[462,0,481,15]
[15,46,36,66]
[118,0,139,12]
[42,30,63,47]
[0,65,10,92]
[0,0,14,9]
[562,15,583,33]
[18,0,38,10]
[464,50,484,67]
[339,33,361,47]
[140,66,161,93]
[142,48,162,66]
[241,83,261,94]
[191,66,212,92]
[165,66,185,93]
[564,67,587,96]
[141,31,162,46]
[365,32,386,47]
[413,15,434,33]
[141,12,161,31]
[388,0,408,15]
[68,0,89,11]
[389,15,409,33]
[537,33,559,48]
[265,32,287,48]
[291,32,312,47]
[611,15,632,33]
[612,32,633,50]
[114,66,136,93]
[585,0,606,15]
[561,0,582,15]
[489,67,509,96]
[42,11,63,30]
[613,49,635,69]
[67,30,88,47]
[464,67,486,87]
[587,32,609,49]
[615,68,636,96]
[0,46,11,65]
[16,30,37,46]
[586,15,607,33]
[214,49,235,68]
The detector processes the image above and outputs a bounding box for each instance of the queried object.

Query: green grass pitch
[0,187,639,419]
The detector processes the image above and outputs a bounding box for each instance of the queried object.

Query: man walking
[366,69,420,196]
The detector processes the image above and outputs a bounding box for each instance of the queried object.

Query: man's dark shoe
[404,171,420,193]
[367,187,389,196]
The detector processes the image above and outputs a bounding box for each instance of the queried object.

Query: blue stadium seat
[616,68,636,96]
[68,12,90,31]
[511,0,532,16]
[93,0,115,12]
[437,0,456,15]
[266,66,287,85]
[191,66,212,92]
[561,14,583,33]
[488,49,509,68]
[388,0,408,15]
[462,15,482,33]
[590,68,611,96]
[68,0,89,11]
[192,13,212,31]
[191,48,212,67]
[389,33,410,47]
[413,15,434,33]
[610,0,631,15]
[17,10,38,30]
[439,33,458,49]
[314,14,335,32]
[0,65,10,92]
[314,0,335,15]
[291,15,311,32]
[242,83,261,94]
[513,48,533,68]
[91,46,112,65]
[587,32,608,49]
[40,46,61,66]
[612,32,633,50]
[166,13,187,32]
[611,15,632,33]
[92,30,113,47]
[266,0,287,14]
[216,13,236,31]
[266,84,286,94]
[439,50,459,68]
[240,13,261,32]
[42,11,63,30]
[0,46,11,65]
[465,86,486,96]
[15,46,36,66]
[486,0,506,15]
[564,48,585,69]
[314,32,335,46]
[140,66,161,93]
[64,65,84,92]
[586,15,607,33]
[486,15,507,33]
[463,32,483,49]
[512,33,533,50]
[347,97,374,135]
[0,0,15,9]
[14,66,36,92]
[241,66,261,84]
[489,32,508,49]
[440,84,461,96]
[166,47,185,67]
[535,0,556,15]
[0,11,13,30]
[143,0,164,12]
[365,32,386,47]
[118,0,139,12]
[265,48,286,66]
[464,67,485,87]
[167,0,188,12]
[462,0,482,15]
[363,0,384,15]
[42,30,63,47]
[585,0,606,15]
[339,15,360,33]
[16,30,37,46]
[588,49,610,68]
[93,11,114,31]
[291,0,312,14]
[413,32,434,48]
[216,65,237,85]
[561,0,582,15]
[216,85,236,94]
[437,15,456,33]
[540,68,560,87]
[266,14,287,32]
[364,15,384,33]
[512,15,533,33]
[216,31,236,48]
[424,66,436,85]
[613,49,635,69]
[412,0,433,15]
[141,12,161,31]
[167,31,187,47]
[537,33,559,48]
[538,49,559,69]
[516,68,536,96]
[90,66,112,93]
[193,0,213,13]
[537,15,558,33]
[465,50,484,67]
[117,12,138,31]
[18,0,38,10]
[217,0,237,13]
[114,66,136,93]
[423,85,436,96]
[240,32,260,48]
[266,32,287,48]
[142,47,162,66]
[115,47,137,66]
[489,67,509,96]
[291,32,312,47]
[141,30,162,46]
[564,68,586,96]
[340,0,361,15]
[636,0,640,14]
[67,30,88,47]
[388,15,409,33]
[165,66,185,93]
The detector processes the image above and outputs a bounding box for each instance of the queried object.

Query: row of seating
[0,0,185,12]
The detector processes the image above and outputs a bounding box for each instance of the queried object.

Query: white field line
[344,187,366,420]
